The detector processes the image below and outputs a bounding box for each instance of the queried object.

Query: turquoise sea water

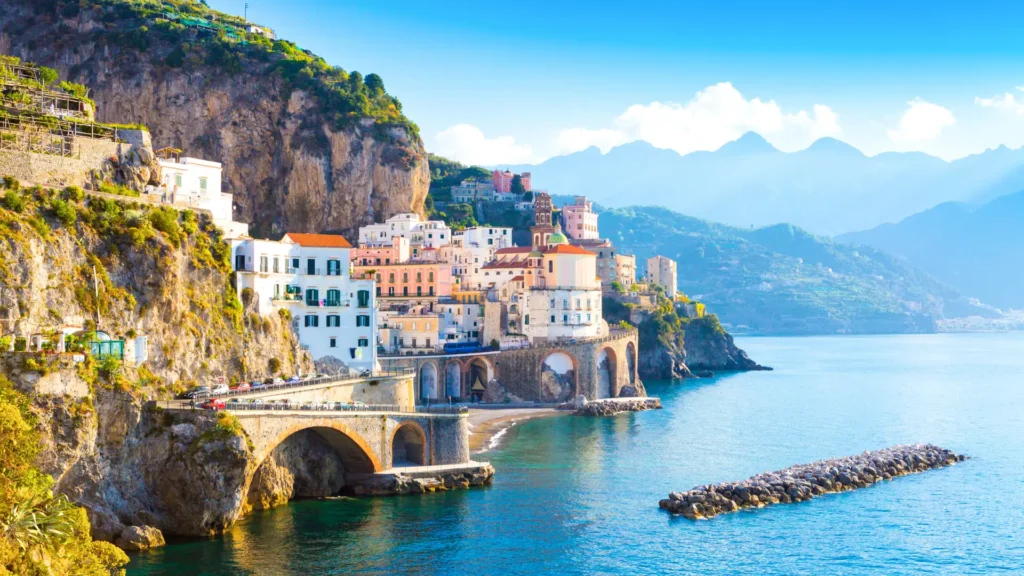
[128,334,1024,575]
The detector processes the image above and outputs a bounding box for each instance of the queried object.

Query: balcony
[272,294,302,302]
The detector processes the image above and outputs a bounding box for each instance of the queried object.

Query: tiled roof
[283,233,352,248]
[482,261,529,269]
[495,247,532,255]
[544,244,595,256]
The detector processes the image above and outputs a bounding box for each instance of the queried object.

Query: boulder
[115,525,165,551]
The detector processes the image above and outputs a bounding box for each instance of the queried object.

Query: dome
[547,226,568,245]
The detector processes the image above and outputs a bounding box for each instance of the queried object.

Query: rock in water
[660,444,966,519]
[115,525,165,551]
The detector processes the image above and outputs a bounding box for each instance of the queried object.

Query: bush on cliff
[0,376,129,574]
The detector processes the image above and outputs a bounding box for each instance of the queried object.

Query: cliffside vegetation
[0,375,129,574]
[37,0,415,137]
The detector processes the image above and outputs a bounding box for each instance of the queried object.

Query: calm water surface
[129,334,1024,574]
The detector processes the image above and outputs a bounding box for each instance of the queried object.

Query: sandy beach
[467,407,564,453]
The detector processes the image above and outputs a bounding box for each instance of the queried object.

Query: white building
[646,255,678,298]
[562,196,600,241]
[445,227,513,290]
[149,155,249,238]
[230,233,378,371]
[437,299,483,346]
[358,213,453,253]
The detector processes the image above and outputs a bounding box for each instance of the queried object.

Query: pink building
[492,170,532,194]
[562,196,600,240]
[351,236,411,266]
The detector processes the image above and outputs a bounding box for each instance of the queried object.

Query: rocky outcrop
[0,1,429,238]
[115,525,165,551]
[347,464,495,496]
[660,444,966,520]
[680,316,770,373]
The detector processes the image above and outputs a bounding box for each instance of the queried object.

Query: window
[426,322,431,330]
[357,315,370,327]
[291,258,300,270]
[330,338,337,348]
[548,261,553,273]
[587,313,592,322]
[429,286,434,296]
[305,288,319,306]
[304,315,318,327]
[563,299,569,309]
[411,322,417,330]
[426,338,432,348]
[326,289,341,306]
[327,315,340,327]
[524,315,530,325]
[429,271,434,282]
[403,287,409,296]
[416,272,422,282]
[389,273,395,283]
[388,287,395,296]
[376,287,382,297]
[357,290,370,308]
[259,256,268,272]
[174,173,182,187]
[327,259,341,276]
[199,176,208,192]
[576,299,581,310]
[307,258,316,275]
[273,257,279,273]
[235,254,245,271]
[563,314,569,323]
[358,338,368,347]
[417,286,422,296]
[375,258,381,265]
[403,272,409,282]
[274,284,280,298]
[412,338,418,348]
[488,239,493,245]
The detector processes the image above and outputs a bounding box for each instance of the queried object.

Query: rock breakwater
[560,396,663,416]
[347,463,494,496]
[660,444,966,519]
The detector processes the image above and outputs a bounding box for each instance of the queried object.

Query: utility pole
[92,265,100,327]
[244,2,248,21]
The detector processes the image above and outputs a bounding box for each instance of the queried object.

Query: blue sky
[209,0,1024,163]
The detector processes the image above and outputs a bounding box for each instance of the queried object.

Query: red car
[201,399,226,411]
[231,382,251,392]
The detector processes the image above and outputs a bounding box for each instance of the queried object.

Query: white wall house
[647,255,678,298]
[230,233,378,371]
[151,156,249,238]
[437,300,483,346]
[358,213,453,252]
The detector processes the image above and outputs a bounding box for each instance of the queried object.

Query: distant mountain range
[838,190,1024,311]
[599,206,1002,335]
[502,134,1024,236]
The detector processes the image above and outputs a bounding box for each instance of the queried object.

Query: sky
[210,0,1024,164]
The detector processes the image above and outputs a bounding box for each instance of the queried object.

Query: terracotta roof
[495,247,532,255]
[283,233,352,248]
[482,261,528,269]
[544,244,595,256]
[511,275,525,282]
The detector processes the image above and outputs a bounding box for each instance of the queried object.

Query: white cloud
[553,82,841,155]
[975,87,1024,115]
[433,124,536,165]
[887,98,956,144]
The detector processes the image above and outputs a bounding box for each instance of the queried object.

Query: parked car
[272,377,284,385]
[201,399,226,411]
[211,384,229,395]
[177,388,205,399]
[350,401,366,408]
[232,382,251,392]
[287,376,301,383]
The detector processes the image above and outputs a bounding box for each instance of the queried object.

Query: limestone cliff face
[679,317,767,373]
[0,1,429,238]
[246,429,347,512]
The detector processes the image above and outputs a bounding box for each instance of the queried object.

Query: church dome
[547,226,568,245]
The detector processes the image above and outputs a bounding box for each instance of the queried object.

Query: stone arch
[418,360,440,401]
[463,356,495,400]
[445,359,463,399]
[626,341,637,384]
[390,421,427,467]
[597,347,617,399]
[244,420,383,510]
[540,350,578,402]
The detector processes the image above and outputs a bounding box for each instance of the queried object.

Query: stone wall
[0,129,152,189]
[234,375,415,410]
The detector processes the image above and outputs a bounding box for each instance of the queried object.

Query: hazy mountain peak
[803,137,864,156]
[716,132,778,155]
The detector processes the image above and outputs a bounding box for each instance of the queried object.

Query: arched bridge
[233,408,471,474]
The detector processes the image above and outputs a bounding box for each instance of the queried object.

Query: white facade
[647,255,678,298]
[230,233,377,371]
[451,180,494,203]
[437,300,483,345]
[358,213,452,250]
[151,156,248,238]
[456,226,513,250]
[521,288,605,342]
[562,196,600,241]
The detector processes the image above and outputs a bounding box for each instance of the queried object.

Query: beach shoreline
[467,408,563,453]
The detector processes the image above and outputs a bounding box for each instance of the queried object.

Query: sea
[127,333,1024,575]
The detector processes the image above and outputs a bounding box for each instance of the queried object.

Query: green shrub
[13,337,26,352]
[0,335,11,351]
[52,199,77,226]
[39,66,59,86]
[3,176,20,191]
[61,185,85,202]
[148,207,182,246]
[268,357,281,374]
[2,189,25,212]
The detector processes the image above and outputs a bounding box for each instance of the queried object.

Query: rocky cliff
[604,297,768,380]
[0,184,312,542]
[0,0,429,238]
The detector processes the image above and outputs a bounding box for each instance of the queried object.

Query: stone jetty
[558,396,662,416]
[660,444,966,519]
